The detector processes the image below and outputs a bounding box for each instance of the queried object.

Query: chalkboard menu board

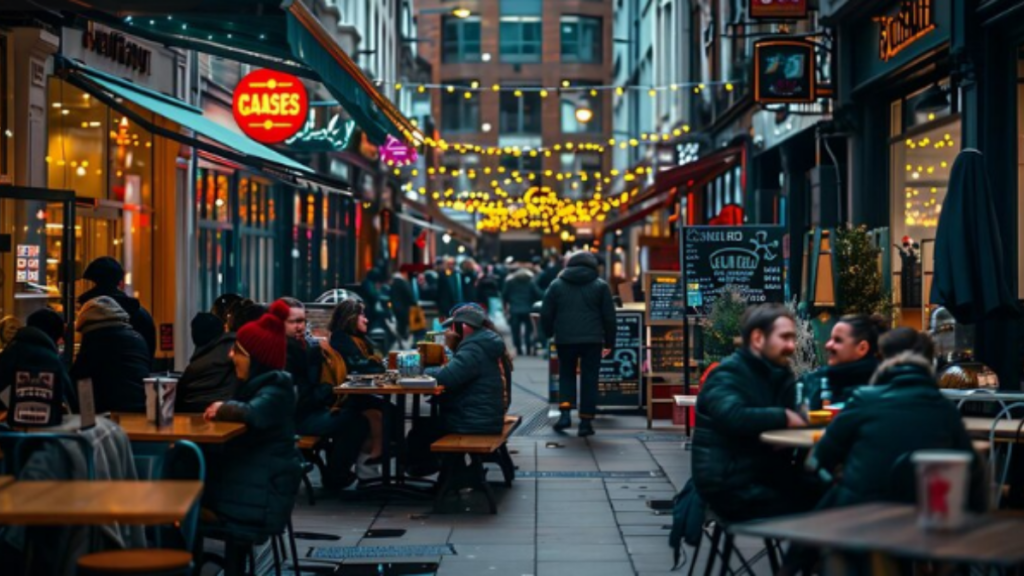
[645,272,684,325]
[597,310,644,407]
[683,226,786,313]
[649,325,687,374]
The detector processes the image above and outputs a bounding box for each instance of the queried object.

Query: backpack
[668,478,706,570]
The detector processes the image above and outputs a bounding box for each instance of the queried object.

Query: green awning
[57,57,323,181]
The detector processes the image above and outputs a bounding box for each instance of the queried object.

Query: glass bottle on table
[795,381,809,421]
[820,377,832,408]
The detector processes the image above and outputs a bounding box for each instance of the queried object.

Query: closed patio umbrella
[930,149,1020,323]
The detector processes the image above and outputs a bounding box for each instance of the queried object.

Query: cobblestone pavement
[245,356,775,576]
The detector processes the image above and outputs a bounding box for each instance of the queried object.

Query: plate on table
[398,377,438,389]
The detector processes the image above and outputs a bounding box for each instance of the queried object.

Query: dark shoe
[578,419,595,437]
[553,409,572,432]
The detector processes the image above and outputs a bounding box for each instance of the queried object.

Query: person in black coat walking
[503,267,542,356]
[176,312,238,414]
[390,270,416,341]
[540,251,616,437]
[202,300,302,543]
[71,296,151,414]
[691,304,818,523]
[78,257,156,364]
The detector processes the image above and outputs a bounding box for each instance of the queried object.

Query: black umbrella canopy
[930,149,1021,323]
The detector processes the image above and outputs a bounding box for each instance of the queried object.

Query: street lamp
[574,102,594,124]
[451,7,472,18]
[418,7,473,18]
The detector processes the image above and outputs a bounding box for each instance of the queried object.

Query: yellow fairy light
[590,89,598,97]
[670,84,678,91]
[648,88,657,97]
[693,86,700,94]
[562,80,570,88]
[394,83,403,90]
[492,84,500,92]
[540,89,548,98]
[471,80,480,89]
[615,86,624,96]
[725,83,734,91]
[464,92,472,99]
[514,89,523,97]
[447,85,455,93]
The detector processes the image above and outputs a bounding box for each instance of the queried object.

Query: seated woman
[202,300,303,538]
[176,312,237,414]
[812,328,985,510]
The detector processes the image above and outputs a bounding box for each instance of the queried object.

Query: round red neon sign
[232,68,309,144]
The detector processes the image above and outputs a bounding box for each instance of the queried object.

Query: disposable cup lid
[911,450,972,464]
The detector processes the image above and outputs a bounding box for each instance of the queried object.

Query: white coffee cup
[144,377,178,427]
[912,450,972,531]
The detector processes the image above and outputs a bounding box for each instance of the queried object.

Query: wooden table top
[963,416,1024,441]
[761,428,991,454]
[335,384,444,396]
[0,480,203,525]
[110,413,246,444]
[730,503,1024,566]
[0,476,13,490]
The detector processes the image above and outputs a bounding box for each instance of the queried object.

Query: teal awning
[69,0,420,146]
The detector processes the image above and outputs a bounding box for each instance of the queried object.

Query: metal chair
[0,431,96,479]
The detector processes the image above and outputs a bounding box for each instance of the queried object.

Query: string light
[376,79,739,95]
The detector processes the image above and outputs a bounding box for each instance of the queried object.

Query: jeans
[296,407,370,488]
[556,343,602,418]
[510,312,534,355]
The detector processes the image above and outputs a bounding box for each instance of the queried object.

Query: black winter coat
[540,252,616,348]
[435,271,458,317]
[813,352,985,511]
[72,325,151,414]
[175,333,237,414]
[801,356,880,409]
[691,348,799,519]
[535,263,561,292]
[78,286,156,363]
[503,270,542,315]
[205,368,302,537]
[433,329,507,434]
[390,275,416,328]
[288,339,334,422]
[330,331,386,375]
[0,327,77,423]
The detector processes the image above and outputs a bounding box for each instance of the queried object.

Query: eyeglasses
[233,342,250,358]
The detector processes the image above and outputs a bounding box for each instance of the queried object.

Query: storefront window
[889,81,960,310]
[197,167,233,311]
[1018,46,1024,298]
[238,176,276,303]
[47,78,155,310]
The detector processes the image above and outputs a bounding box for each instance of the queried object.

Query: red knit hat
[235,299,290,370]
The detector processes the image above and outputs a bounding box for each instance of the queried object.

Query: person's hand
[601,348,612,358]
[204,402,224,421]
[785,409,807,429]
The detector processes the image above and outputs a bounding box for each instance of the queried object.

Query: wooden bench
[430,415,521,514]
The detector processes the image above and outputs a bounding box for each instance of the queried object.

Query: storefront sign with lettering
[233,69,309,144]
[750,0,808,19]
[874,0,936,62]
[682,226,786,313]
[753,39,816,104]
[82,27,152,75]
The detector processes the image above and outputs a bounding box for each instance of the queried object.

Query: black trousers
[510,313,534,355]
[556,343,602,418]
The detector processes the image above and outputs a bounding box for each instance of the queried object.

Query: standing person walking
[503,267,542,356]
[540,251,617,437]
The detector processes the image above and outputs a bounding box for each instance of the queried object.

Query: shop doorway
[0,187,76,362]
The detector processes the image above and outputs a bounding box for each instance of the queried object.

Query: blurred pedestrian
[390,267,416,342]
[540,251,616,436]
[79,257,156,362]
[459,258,481,306]
[435,257,459,318]
[534,252,562,292]
[503,267,542,356]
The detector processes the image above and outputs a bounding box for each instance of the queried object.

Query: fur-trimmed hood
[869,351,935,385]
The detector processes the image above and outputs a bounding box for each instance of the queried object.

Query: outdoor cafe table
[334,382,444,495]
[0,480,203,525]
[728,502,1024,571]
[761,428,992,454]
[109,413,247,444]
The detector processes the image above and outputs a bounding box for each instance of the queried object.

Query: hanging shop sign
[682,225,786,312]
[874,0,936,62]
[749,0,808,20]
[753,39,817,104]
[380,135,418,166]
[233,69,309,144]
[285,108,356,151]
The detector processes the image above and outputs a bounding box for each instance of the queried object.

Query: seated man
[692,304,818,522]
[812,328,985,510]
[406,306,507,475]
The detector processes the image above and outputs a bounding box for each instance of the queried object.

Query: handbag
[408,305,428,333]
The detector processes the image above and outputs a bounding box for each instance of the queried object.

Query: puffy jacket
[813,352,985,511]
[503,268,542,315]
[205,368,302,536]
[691,348,797,518]
[330,331,386,375]
[800,356,880,409]
[72,297,151,414]
[175,333,237,414]
[0,327,77,424]
[540,252,617,348]
[78,286,156,363]
[433,329,507,434]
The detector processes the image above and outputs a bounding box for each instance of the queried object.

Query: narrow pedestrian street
[276,356,768,576]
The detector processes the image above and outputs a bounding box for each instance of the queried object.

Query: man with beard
[691,304,819,522]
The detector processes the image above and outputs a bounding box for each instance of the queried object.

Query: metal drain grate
[307,545,457,561]
[635,433,690,442]
[516,470,665,479]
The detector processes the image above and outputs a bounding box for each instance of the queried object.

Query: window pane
[561,16,602,63]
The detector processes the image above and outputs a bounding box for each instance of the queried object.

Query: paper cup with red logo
[912,450,972,531]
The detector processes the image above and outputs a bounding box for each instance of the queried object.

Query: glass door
[0,187,76,362]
